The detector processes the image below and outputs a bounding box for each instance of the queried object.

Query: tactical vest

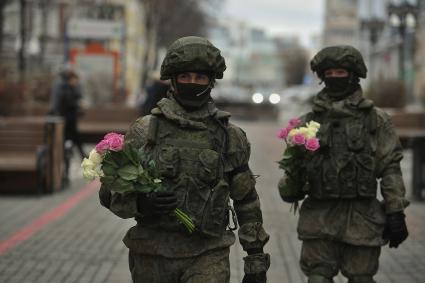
[144,113,231,238]
[304,106,378,199]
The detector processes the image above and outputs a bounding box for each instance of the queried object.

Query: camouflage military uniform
[279,46,409,283]
[99,37,270,283]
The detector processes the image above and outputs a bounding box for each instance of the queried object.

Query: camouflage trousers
[128,247,230,283]
[300,239,380,283]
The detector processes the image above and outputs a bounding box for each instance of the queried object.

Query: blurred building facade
[0,0,147,105]
[321,0,425,106]
[415,3,425,102]
[209,19,284,90]
[358,0,399,85]
[323,0,359,46]
[357,0,422,104]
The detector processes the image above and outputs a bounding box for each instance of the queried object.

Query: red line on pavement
[0,180,100,255]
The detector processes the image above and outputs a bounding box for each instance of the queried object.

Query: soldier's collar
[154,98,218,129]
[345,89,374,109]
[312,88,373,113]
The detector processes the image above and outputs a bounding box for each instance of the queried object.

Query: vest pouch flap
[158,145,179,178]
[339,157,357,198]
[355,154,377,197]
[345,121,365,151]
[198,149,219,184]
[201,180,230,238]
[322,158,339,198]
[184,178,210,219]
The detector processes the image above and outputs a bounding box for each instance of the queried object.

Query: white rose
[88,149,103,165]
[82,168,99,181]
[81,158,95,169]
[307,121,320,129]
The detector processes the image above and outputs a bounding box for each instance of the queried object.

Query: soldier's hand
[137,191,178,215]
[383,211,408,248]
[242,250,270,283]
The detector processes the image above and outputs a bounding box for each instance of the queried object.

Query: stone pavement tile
[62,262,87,283]
[92,261,115,283]
[77,264,99,283]
[271,232,305,283]
[34,259,64,283]
[229,243,243,282]
[105,251,132,283]
[46,259,74,282]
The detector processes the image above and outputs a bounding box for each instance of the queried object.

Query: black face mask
[324,77,350,92]
[174,82,212,110]
[323,76,359,100]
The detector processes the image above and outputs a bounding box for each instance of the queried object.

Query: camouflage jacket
[296,89,409,246]
[99,98,269,258]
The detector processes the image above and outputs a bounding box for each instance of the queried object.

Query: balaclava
[323,72,360,100]
[171,75,214,110]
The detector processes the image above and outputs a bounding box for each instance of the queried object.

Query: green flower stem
[175,208,195,233]
[175,209,195,231]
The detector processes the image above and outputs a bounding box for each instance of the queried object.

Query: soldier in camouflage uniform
[99,36,270,283]
[278,45,409,283]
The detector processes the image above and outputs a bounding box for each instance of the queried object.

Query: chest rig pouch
[305,107,378,199]
[147,114,230,238]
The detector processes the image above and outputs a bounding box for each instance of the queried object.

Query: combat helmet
[310,45,367,79]
[160,36,226,80]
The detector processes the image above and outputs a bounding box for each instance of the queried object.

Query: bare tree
[139,0,222,87]
[0,0,13,54]
[279,47,309,86]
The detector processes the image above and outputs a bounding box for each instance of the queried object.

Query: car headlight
[269,93,281,104]
[252,93,264,104]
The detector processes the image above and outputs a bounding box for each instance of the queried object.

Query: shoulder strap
[146,115,160,145]
[215,110,231,126]
[364,107,378,134]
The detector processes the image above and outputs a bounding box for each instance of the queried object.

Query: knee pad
[308,274,334,283]
[347,276,376,283]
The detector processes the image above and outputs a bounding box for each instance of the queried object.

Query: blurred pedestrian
[50,69,86,160]
[61,71,85,160]
[140,70,170,116]
[278,45,409,283]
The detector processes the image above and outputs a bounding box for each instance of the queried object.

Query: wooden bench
[78,106,140,143]
[0,116,64,194]
[16,103,140,144]
[389,110,425,200]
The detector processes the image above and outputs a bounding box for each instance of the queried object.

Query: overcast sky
[222,0,325,47]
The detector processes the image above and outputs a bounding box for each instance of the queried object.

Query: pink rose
[277,127,290,139]
[95,139,110,154]
[107,134,124,151]
[288,118,302,128]
[305,138,320,152]
[104,132,121,140]
[292,133,306,145]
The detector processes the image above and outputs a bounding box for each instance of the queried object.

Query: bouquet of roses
[277,118,320,206]
[81,132,195,233]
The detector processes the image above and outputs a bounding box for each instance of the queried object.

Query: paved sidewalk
[0,120,424,283]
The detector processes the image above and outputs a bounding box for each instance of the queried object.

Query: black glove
[137,191,178,215]
[383,211,408,248]
[242,249,269,283]
[242,272,266,283]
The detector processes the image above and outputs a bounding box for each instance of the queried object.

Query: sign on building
[67,18,122,39]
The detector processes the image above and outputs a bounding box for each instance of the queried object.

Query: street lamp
[359,0,386,83]
[361,18,385,46]
[388,0,419,104]
[360,17,385,79]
